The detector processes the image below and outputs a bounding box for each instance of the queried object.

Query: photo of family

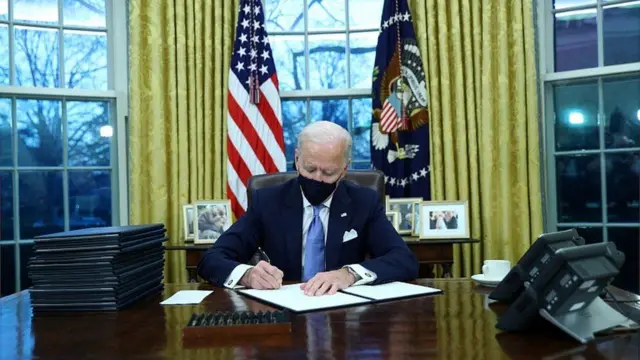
[386,198,423,235]
[419,201,470,239]
[429,211,458,230]
[182,204,195,240]
[193,200,232,244]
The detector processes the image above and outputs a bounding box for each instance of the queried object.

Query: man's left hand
[300,268,357,296]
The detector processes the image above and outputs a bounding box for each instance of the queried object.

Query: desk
[167,238,479,283]
[1,279,638,359]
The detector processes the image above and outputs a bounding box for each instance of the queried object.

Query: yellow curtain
[409,0,543,277]
[128,0,240,283]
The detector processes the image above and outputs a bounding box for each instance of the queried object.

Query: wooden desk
[1,280,638,359]
[167,238,479,283]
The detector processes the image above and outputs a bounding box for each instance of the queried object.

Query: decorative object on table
[193,200,233,244]
[182,310,292,340]
[386,197,423,235]
[472,260,512,288]
[419,200,470,239]
[385,211,399,230]
[28,224,167,312]
[182,204,195,241]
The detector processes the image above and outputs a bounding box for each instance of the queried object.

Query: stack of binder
[28,224,167,312]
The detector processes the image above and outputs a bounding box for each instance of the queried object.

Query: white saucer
[471,274,503,287]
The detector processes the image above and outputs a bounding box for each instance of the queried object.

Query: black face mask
[298,174,338,205]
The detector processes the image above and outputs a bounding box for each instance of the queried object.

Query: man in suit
[197,121,418,296]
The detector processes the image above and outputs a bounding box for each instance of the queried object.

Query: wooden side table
[166,237,480,282]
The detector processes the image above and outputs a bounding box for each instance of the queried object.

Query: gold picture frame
[419,200,470,239]
[386,197,423,235]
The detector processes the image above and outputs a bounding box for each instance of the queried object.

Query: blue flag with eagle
[371,0,430,200]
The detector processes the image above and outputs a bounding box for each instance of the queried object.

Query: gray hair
[296,121,352,165]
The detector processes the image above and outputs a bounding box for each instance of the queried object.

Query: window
[540,0,640,293]
[0,0,128,296]
[264,0,384,170]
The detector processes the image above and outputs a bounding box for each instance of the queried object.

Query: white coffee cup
[482,260,511,281]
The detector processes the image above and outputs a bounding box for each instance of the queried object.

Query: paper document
[340,282,441,300]
[160,290,213,305]
[238,284,370,312]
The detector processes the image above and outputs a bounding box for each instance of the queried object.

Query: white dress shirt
[223,191,378,288]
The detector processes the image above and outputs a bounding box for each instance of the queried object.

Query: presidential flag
[371,0,430,200]
[227,0,286,218]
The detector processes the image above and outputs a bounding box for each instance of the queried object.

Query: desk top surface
[1,279,638,360]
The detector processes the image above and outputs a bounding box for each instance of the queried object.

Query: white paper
[238,284,371,312]
[340,282,441,300]
[160,290,213,305]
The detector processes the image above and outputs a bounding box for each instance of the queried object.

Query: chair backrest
[246,170,386,207]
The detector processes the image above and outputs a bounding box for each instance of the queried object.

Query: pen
[258,247,271,264]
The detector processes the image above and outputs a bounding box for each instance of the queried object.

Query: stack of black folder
[28,224,167,312]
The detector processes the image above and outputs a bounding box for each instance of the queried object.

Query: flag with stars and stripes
[370,0,431,199]
[227,0,285,218]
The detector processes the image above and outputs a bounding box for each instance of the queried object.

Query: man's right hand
[239,261,284,289]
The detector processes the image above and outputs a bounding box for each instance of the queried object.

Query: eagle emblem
[372,38,429,163]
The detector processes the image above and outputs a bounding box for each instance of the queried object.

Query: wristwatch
[344,266,361,283]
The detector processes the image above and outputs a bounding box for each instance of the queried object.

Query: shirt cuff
[224,264,253,289]
[345,264,377,286]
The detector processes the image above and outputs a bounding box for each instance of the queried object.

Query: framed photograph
[387,197,423,235]
[385,211,399,230]
[419,200,470,239]
[182,204,195,240]
[193,200,233,244]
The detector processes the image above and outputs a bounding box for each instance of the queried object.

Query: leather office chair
[244,170,385,265]
[246,170,386,207]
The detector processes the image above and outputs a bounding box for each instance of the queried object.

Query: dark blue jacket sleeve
[359,196,419,284]
[196,191,263,286]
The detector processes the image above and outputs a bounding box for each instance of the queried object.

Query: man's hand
[300,268,357,296]
[239,261,284,289]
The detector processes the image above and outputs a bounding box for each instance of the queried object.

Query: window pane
[63,0,106,27]
[554,81,599,151]
[310,99,348,130]
[67,101,111,166]
[556,154,601,223]
[553,0,595,9]
[64,30,108,90]
[352,97,371,162]
[0,244,16,296]
[349,32,377,88]
[606,152,639,223]
[308,0,345,31]
[309,34,347,89]
[351,162,372,170]
[264,0,304,33]
[0,98,11,166]
[603,76,640,149]
[0,0,7,20]
[19,242,34,290]
[608,228,639,294]
[603,2,640,66]
[0,172,14,241]
[19,171,63,239]
[349,0,383,29]
[270,35,305,91]
[554,10,597,72]
[0,24,8,85]
[282,99,306,163]
[69,170,111,230]
[557,226,603,244]
[14,26,59,88]
[14,0,58,25]
[17,99,62,167]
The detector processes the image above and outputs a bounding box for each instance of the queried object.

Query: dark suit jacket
[197,178,419,287]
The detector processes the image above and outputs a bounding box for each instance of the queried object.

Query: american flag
[227,0,286,219]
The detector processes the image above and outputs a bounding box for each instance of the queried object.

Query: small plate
[471,274,503,288]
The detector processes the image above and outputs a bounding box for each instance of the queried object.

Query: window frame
[0,0,129,292]
[537,0,640,239]
[267,0,380,169]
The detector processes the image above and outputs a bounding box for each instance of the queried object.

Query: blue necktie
[303,205,325,282]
